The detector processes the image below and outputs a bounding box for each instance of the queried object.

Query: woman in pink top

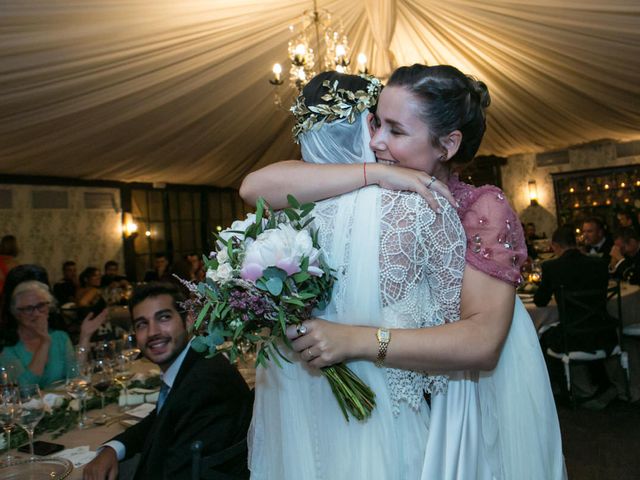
[241,64,565,479]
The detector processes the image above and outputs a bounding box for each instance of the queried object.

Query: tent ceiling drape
[1,0,639,187]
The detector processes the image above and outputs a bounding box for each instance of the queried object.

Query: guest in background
[0,280,107,387]
[143,253,172,282]
[76,267,104,309]
[534,226,618,406]
[581,217,613,264]
[186,252,205,282]
[100,260,130,289]
[616,208,640,234]
[0,235,19,296]
[1,264,54,334]
[524,222,541,260]
[609,227,640,285]
[83,283,253,480]
[53,260,79,305]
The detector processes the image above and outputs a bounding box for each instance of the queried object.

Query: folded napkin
[119,388,159,407]
[55,446,97,467]
[43,392,66,409]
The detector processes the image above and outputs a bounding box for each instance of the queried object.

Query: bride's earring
[439,154,447,162]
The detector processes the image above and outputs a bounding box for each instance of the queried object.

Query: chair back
[557,284,617,353]
[607,280,624,333]
[191,438,249,480]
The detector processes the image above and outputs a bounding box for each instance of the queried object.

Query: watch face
[377,328,390,342]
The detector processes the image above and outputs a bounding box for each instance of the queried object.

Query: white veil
[299,112,382,328]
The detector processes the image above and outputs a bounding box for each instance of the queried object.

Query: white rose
[206,268,218,281]
[217,213,267,248]
[217,248,229,264]
[216,263,234,283]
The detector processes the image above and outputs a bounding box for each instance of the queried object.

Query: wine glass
[0,363,19,387]
[91,359,113,424]
[113,354,134,411]
[122,333,141,361]
[0,386,21,465]
[17,384,45,461]
[66,361,91,429]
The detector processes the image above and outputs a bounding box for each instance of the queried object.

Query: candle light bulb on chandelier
[357,53,368,73]
[270,63,284,85]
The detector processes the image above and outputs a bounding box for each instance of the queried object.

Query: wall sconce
[528,180,539,206]
[122,212,138,238]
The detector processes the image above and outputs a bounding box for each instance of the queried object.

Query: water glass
[66,362,91,429]
[0,386,21,465]
[113,354,134,411]
[17,385,44,460]
[122,333,141,361]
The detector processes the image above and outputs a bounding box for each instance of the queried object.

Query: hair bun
[470,78,491,108]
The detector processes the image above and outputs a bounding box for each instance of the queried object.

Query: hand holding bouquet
[188,196,375,421]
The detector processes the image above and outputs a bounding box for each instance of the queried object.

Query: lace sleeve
[379,191,466,412]
[460,187,526,287]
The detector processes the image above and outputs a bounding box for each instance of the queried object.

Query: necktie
[157,381,170,412]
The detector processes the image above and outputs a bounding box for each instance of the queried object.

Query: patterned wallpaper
[500,143,640,238]
[0,184,124,284]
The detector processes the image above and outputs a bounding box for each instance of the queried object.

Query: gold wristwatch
[375,328,391,367]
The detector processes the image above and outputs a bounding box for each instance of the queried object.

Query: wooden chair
[545,284,623,407]
[190,439,249,480]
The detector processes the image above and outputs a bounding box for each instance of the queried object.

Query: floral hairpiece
[291,74,382,143]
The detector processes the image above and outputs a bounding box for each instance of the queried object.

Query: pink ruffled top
[449,175,526,287]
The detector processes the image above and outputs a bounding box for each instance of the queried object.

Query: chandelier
[269,0,368,106]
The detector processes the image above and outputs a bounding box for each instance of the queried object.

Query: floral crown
[291,74,382,143]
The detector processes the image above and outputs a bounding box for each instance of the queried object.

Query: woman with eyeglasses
[0,280,107,387]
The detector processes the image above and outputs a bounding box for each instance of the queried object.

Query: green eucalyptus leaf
[263,266,288,281]
[265,277,284,296]
[190,335,210,353]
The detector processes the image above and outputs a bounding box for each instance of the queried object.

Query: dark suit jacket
[113,348,253,480]
[534,248,617,353]
[612,250,640,285]
[585,236,613,265]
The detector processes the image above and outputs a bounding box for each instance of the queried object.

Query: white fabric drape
[1,0,639,186]
[363,0,397,77]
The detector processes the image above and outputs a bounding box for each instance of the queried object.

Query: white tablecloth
[523,283,640,331]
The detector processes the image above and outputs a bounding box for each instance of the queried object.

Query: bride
[243,65,565,479]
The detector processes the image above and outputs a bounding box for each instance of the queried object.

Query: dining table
[2,355,256,479]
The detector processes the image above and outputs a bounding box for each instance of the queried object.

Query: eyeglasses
[16,302,51,315]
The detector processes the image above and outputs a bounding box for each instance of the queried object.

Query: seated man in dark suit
[609,227,640,285]
[83,283,253,480]
[581,217,613,265]
[534,226,618,403]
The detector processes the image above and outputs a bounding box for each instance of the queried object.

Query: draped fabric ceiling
[1,0,639,187]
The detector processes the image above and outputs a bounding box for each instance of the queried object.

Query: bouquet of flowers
[187,196,375,422]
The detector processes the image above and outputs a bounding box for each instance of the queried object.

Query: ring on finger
[296,324,308,336]
[425,176,437,189]
[306,348,315,359]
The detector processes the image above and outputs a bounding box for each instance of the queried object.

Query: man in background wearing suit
[83,283,253,480]
[534,226,618,408]
[581,217,613,265]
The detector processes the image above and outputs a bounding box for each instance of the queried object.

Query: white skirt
[249,354,430,480]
